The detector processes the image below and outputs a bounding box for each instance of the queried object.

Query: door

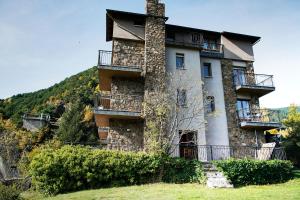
[233,68,246,86]
[179,131,198,160]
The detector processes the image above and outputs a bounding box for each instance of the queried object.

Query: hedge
[214,159,294,186]
[0,184,22,200]
[29,145,204,195]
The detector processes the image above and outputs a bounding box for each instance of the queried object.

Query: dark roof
[105,9,261,44]
[106,9,149,41]
[166,24,221,37]
[222,31,261,45]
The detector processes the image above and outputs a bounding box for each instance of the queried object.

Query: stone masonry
[221,59,265,147]
[107,119,144,151]
[113,39,145,70]
[143,0,167,150]
[110,77,144,112]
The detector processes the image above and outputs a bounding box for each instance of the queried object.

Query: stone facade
[221,59,265,146]
[111,77,144,112]
[143,0,167,150]
[107,119,144,151]
[112,39,145,70]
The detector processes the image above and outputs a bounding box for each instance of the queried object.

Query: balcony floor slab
[240,121,282,130]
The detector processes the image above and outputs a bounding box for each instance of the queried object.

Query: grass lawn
[22,170,300,200]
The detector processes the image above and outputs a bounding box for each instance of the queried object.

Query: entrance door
[179,131,198,160]
[233,68,246,86]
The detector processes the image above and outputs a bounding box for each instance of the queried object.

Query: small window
[192,33,201,44]
[176,53,185,69]
[203,63,212,77]
[133,20,145,27]
[206,96,215,113]
[177,89,187,107]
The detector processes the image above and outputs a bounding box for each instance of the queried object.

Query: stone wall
[112,39,145,70]
[143,0,167,150]
[107,119,144,151]
[221,59,265,146]
[111,77,144,112]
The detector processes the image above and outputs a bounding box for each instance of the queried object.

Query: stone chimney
[146,0,165,17]
[143,0,167,151]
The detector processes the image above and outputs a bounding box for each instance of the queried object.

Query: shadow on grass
[293,169,300,179]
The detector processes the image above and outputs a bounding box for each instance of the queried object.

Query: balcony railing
[169,144,286,161]
[201,42,223,53]
[166,39,223,54]
[234,73,274,88]
[237,108,281,124]
[22,113,50,121]
[98,50,144,70]
[94,93,143,113]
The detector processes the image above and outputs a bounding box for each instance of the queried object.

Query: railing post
[98,50,101,66]
[210,145,213,161]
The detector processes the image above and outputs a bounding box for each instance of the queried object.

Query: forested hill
[0,66,99,127]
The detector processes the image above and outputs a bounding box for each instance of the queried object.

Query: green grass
[22,170,300,200]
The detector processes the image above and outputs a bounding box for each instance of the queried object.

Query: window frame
[203,62,212,78]
[206,96,215,113]
[177,89,187,107]
[176,53,185,70]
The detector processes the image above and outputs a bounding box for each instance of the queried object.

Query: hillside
[0,66,99,127]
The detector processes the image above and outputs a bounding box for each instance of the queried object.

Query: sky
[0,0,300,108]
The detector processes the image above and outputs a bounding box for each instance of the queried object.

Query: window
[177,89,187,107]
[133,19,145,27]
[236,99,250,119]
[176,53,185,69]
[206,96,215,113]
[202,38,218,51]
[192,33,201,44]
[203,63,212,77]
[233,68,246,86]
[167,31,175,41]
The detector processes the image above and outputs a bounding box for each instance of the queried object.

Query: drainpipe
[255,129,258,159]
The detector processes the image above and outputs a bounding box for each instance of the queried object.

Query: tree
[57,101,85,143]
[282,105,300,166]
[143,71,209,154]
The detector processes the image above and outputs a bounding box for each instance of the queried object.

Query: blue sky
[0,0,299,108]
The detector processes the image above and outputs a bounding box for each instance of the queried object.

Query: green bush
[0,184,22,200]
[214,159,294,186]
[162,157,204,183]
[29,145,204,195]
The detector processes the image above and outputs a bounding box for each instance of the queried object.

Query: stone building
[94,0,282,160]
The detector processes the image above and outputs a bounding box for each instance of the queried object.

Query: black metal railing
[98,50,143,69]
[169,144,286,161]
[94,93,143,113]
[237,108,281,124]
[234,73,274,88]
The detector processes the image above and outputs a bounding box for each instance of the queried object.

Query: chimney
[146,0,165,17]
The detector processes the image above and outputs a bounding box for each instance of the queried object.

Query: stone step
[205,172,224,178]
[207,177,233,188]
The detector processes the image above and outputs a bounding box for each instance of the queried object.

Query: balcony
[94,93,143,119]
[98,50,143,77]
[234,73,275,97]
[237,108,282,130]
[200,42,224,58]
[165,39,224,58]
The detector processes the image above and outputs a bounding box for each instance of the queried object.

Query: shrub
[29,145,204,195]
[0,184,22,200]
[162,157,204,183]
[214,159,294,186]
